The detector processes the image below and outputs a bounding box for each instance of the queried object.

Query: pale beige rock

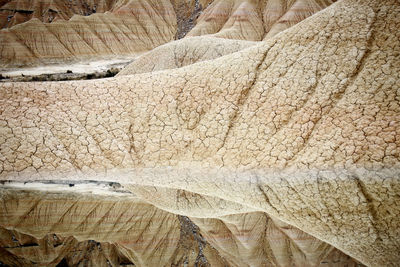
[0,0,333,68]
[0,188,194,266]
[0,0,178,68]
[0,0,399,266]
[262,0,336,39]
[0,0,116,28]
[0,187,360,266]
[0,226,136,267]
[117,36,257,76]
[192,214,361,267]
[187,0,335,40]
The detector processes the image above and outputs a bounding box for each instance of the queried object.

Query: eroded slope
[0,0,116,28]
[0,0,177,67]
[187,0,335,40]
[117,36,257,76]
[0,0,334,68]
[0,0,399,266]
[0,186,362,267]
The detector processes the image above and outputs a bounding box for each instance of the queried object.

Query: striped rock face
[186,0,336,40]
[0,185,361,266]
[0,0,334,68]
[0,0,399,266]
[0,0,178,68]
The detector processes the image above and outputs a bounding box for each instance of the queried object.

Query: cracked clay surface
[0,0,399,266]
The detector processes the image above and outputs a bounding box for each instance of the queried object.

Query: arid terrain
[0,0,399,266]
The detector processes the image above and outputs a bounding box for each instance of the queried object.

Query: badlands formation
[0,0,333,68]
[0,0,400,267]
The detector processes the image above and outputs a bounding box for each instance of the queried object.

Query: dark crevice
[174,0,203,39]
[56,258,69,267]
[353,175,381,241]
[3,242,39,249]
[216,41,277,153]
[178,216,209,267]
[0,9,33,14]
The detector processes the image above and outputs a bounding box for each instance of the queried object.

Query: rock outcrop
[0,0,177,68]
[117,36,257,76]
[187,0,335,40]
[170,0,214,39]
[0,0,116,28]
[0,185,361,266]
[0,0,399,266]
[0,226,137,266]
[0,0,334,68]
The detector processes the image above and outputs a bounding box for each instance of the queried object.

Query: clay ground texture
[0,0,399,266]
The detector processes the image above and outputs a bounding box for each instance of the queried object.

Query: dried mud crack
[0,0,399,266]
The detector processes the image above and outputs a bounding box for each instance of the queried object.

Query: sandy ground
[1,180,135,197]
[0,57,137,77]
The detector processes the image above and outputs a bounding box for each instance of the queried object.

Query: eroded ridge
[117,36,257,76]
[0,186,363,266]
[0,0,399,266]
[0,0,177,67]
[187,0,335,40]
[0,0,335,68]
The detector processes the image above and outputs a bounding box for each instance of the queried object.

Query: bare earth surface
[0,58,136,77]
[0,0,399,267]
[0,0,334,68]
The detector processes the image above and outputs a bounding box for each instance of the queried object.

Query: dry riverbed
[0,58,136,82]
